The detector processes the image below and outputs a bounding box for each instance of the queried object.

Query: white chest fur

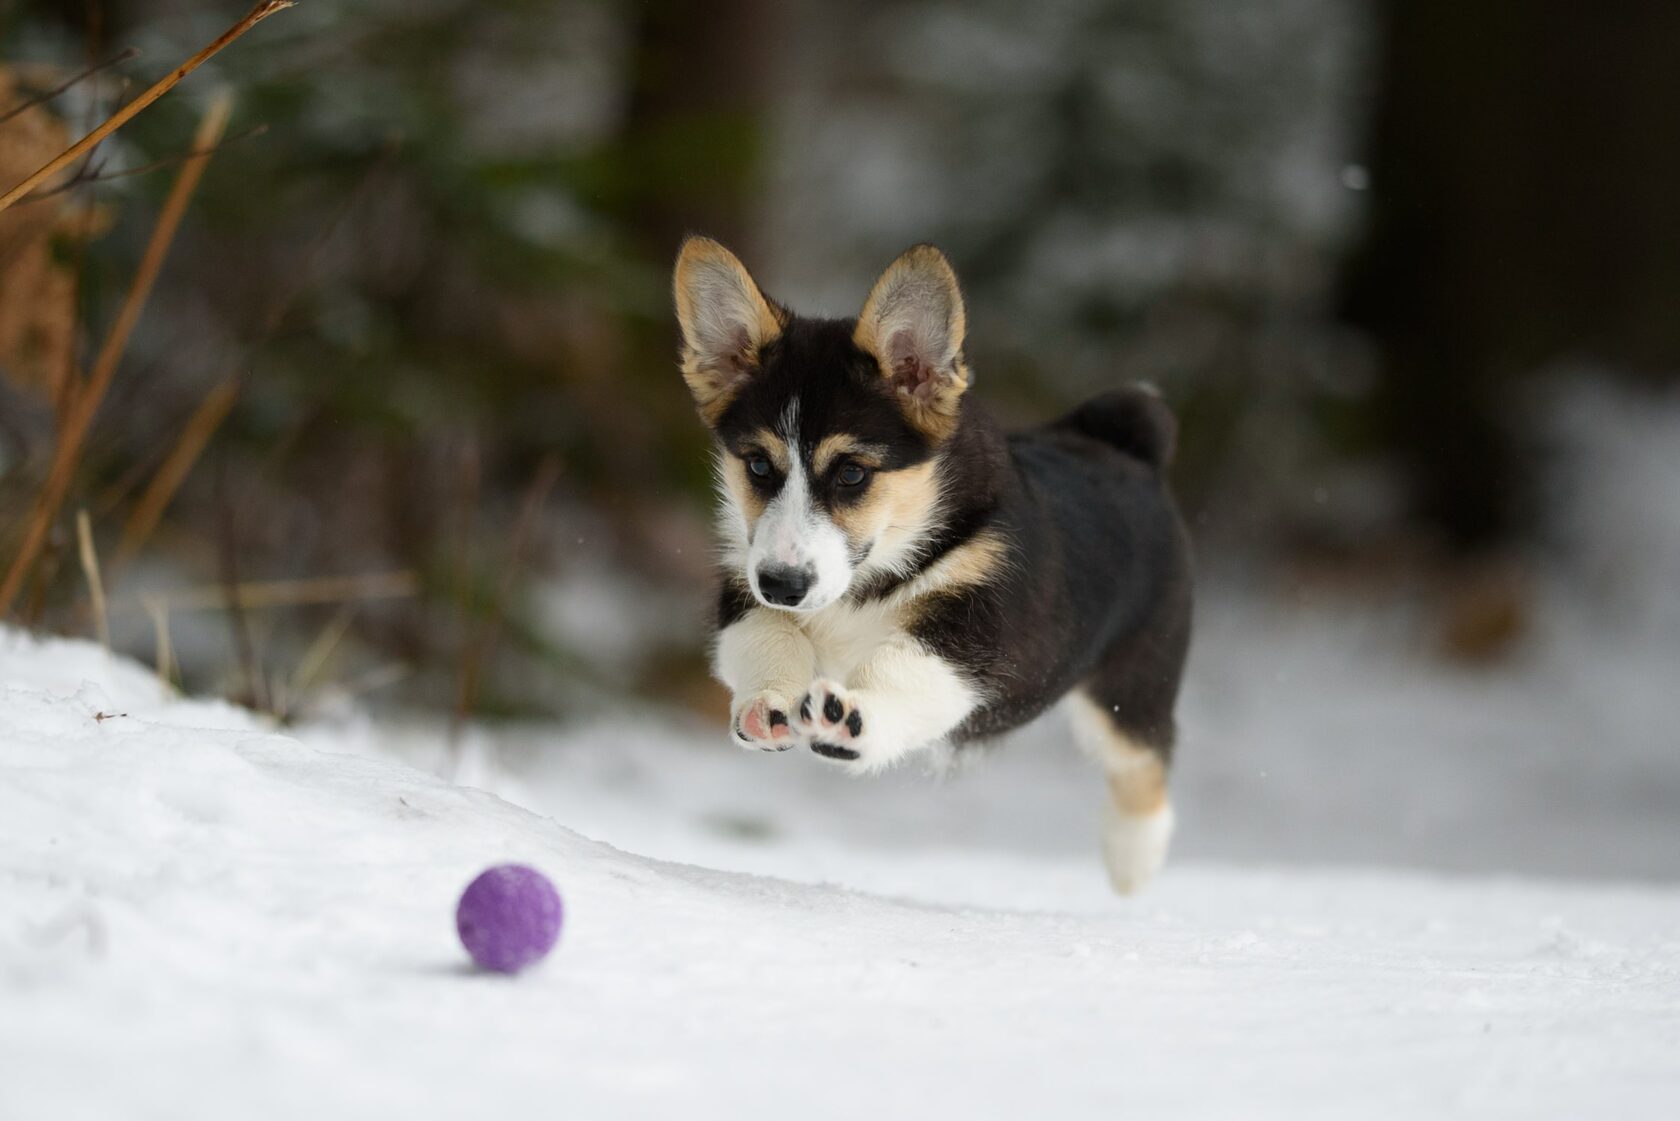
[796,598,903,680]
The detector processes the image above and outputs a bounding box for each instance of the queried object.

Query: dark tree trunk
[619,0,780,259]
[1341,1,1680,550]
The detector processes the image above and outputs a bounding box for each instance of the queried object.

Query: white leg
[792,637,977,773]
[715,608,817,752]
[1100,795,1175,895]
[1066,691,1175,894]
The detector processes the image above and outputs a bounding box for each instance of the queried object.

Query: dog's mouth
[748,584,835,614]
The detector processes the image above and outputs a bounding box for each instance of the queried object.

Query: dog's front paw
[731,691,800,753]
[793,679,868,764]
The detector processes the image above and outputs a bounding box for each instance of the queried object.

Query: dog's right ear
[673,236,784,424]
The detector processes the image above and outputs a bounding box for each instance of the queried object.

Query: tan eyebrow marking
[813,435,888,476]
[742,428,789,472]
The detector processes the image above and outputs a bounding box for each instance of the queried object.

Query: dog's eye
[836,463,869,488]
[746,454,773,479]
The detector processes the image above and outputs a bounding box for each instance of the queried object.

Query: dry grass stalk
[113,378,240,571]
[213,458,267,711]
[451,455,562,743]
[281,604,357,720]
[19,124,270,204]
[0,2,293,213]
[141,594,176,693]
[74,509,110,651]
[0,94,231,619]
[339,663,410,703]
[0,48,140,126]
[446,438,482,745]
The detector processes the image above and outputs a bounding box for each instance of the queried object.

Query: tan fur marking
[743,428,789,473]
[719,455,767,531]
[673,238,784,427]
[831,460,941,564]
[812,435,888,478]
[1108,761,1168,816]
[885,529,1013,636]
[904,529,1010,599]
[1066,690,1170,816]
[683,371,739,428]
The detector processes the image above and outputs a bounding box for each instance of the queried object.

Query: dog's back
[939,385,1192,748]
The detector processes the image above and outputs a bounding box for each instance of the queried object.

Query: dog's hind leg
[1066,689,1175,894]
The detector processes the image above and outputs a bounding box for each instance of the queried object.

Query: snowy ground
[5,384,1679,1118]
[4,613,1680,1120]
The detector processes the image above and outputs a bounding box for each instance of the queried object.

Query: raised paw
[793,679,866,763]
[731,691,799,753]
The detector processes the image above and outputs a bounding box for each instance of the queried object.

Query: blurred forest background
[2,0,1677,725]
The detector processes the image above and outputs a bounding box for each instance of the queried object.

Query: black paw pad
[845,710,863,737]
[768,709,788,731]
[810,741,860,761]
[822,694,844,723]
[799,696,812,721]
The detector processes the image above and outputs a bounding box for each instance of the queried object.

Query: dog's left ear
[854,244,969,441]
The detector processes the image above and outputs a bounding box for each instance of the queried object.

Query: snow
[6,384,1680,1118]
[4,619,1679,1119]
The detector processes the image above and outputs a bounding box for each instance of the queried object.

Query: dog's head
[673,237,971,613]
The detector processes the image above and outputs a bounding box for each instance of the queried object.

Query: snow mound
[3,629,1679,1120]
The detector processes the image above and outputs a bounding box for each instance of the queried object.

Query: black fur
[909,390,1193,754]
[714,319,935,480]
[1060,386,1177,469]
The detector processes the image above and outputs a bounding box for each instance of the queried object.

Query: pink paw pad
[733,695,794,752]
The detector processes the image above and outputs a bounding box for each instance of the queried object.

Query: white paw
[1102,802,1175,895]
[793,678,868,766]
[730,691,800,753]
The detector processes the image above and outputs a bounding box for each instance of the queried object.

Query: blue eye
[747,454,772,479]
[836,463,869,487]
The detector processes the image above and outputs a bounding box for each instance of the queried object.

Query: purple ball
[456,864,562,973]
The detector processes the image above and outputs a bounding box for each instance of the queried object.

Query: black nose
[756,565,812,607]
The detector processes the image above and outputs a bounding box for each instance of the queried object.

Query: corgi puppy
[673,237,1193,893]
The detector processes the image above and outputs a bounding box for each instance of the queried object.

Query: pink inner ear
[722,324,755,380]
[887,330,940,400]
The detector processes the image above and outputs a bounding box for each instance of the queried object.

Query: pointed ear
[673,236,784,424]
[853,244,969,441]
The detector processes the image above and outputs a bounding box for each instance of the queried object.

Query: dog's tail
[1061,383,1178,470]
